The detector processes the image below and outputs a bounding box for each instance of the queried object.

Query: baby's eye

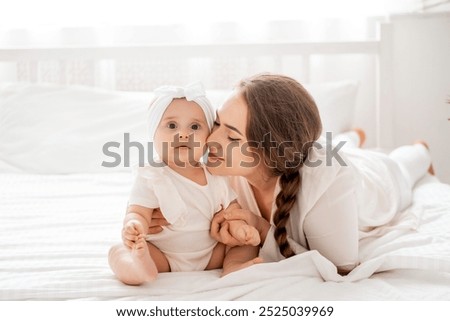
[167,122,177,129]
[191,123,200,130]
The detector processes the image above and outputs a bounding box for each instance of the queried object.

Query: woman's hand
[211,207,270,247]
[148,208,169,234]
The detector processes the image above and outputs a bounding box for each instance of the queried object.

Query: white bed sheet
[0,172,449,301]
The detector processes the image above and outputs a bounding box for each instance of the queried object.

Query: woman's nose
[207,126,217,144]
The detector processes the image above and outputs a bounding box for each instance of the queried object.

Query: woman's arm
[303,166,359,274]
[146,208,169,233]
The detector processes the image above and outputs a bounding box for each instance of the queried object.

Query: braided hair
[238,74,322,257]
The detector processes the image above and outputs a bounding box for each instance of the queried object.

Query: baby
[108,83,261,285]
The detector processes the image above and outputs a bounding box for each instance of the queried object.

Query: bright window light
[0,0,421,28]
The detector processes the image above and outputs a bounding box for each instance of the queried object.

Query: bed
[1,22,449,301]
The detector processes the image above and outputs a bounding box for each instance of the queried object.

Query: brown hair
[238,73,322,258]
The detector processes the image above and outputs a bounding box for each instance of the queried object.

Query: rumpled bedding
[0,173,449,300]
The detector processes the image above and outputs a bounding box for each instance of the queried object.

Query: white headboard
[0,41,379,87]
[0,38,387,147]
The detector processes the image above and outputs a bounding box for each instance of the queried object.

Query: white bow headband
[147,82,215,142]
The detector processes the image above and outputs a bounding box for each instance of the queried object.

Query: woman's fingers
[224,209,255,226]
[210,211,226,240]
[150,218,169,227]
[147,208,169,234]
[152,208,167,220]
[148,226,164,234]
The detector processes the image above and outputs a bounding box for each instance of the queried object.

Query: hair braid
[238,73,322,259]
[273,171,302,258]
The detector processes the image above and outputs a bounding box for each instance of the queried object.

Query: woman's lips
[208,152,224,161]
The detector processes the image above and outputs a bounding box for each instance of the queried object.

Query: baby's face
[153,98,209,167]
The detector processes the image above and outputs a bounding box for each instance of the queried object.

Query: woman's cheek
[237,144,260,169]
[227,143,258,175]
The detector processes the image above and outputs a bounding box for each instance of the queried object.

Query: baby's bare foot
[235,225,261,246]
[131,237,158,282]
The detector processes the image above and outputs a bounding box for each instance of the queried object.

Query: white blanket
[0,173,449,300]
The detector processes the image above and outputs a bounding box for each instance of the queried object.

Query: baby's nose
[178,130,190,139]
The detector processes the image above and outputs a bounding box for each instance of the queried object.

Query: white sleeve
[261,165,358,268]
[128,171,159,209]
[259,227,309,262]
[259,226,284,262]
[303,165,359,268]
[219,176,238,209]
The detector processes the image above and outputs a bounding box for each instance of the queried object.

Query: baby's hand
[122,220,145,248]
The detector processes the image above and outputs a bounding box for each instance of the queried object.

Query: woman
[154,73,433,275]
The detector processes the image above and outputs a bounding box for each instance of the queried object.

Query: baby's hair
[238,73,322,257]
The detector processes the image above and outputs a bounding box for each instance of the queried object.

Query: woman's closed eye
[214,119,240,141]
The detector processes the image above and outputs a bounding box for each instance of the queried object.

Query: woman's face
[206,90,261,177]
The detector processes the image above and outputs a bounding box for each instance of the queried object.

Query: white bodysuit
[129,164,236,272]
[229,136,431,269]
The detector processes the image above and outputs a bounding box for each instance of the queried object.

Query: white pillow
[0,83,151,174]
[304,81,358,135]
[0,81,357,174]
[207,82,359,135]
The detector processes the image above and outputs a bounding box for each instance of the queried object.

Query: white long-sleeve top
[228,137,410,268]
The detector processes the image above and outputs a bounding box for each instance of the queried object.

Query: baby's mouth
[172,142,191,149]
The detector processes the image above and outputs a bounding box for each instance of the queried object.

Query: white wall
[383,12,450,183]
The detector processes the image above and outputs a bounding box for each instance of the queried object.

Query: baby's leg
[108,239,169,285]
[222,245,262,276]
[228,220,261,246]
[205,242,226,270]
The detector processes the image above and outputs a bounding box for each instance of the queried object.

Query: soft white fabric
[0,83,151,174]
[128,165,236,272]
[147,83,215,142]
[0,172,449,300]
[304,81,358,135]
[0,82,357,174]
[231,137,431,269]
